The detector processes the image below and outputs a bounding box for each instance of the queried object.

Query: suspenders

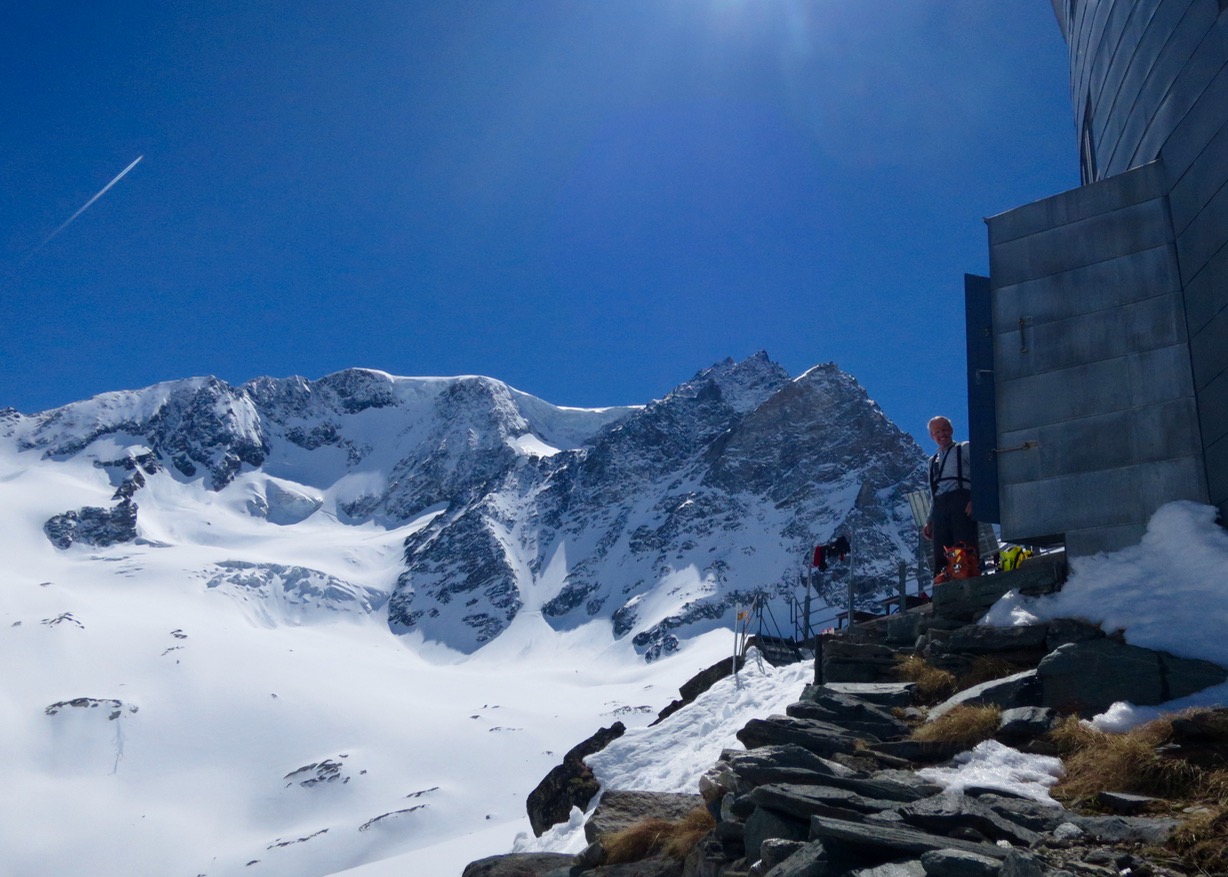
[930,443,968,495]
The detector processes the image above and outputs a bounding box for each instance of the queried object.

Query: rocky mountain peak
[18,353,926,658]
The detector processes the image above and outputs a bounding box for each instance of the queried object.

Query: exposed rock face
[13,354,927,656]
[204,562,388,622]
[526,723,626,837]
[44,500,138,549]
[481,566,1224,877]
[44,697,138,720]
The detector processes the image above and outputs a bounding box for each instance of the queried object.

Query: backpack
[945,542,980,580]
[1000,544,1033,572]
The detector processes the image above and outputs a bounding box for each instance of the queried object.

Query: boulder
[1037,640,1227,713]
[993,707,1058,746]
[926,670,1039,721]
[897,794,1040,847]
[1066,814,1182,844]
[736,716,866,759]
[917,848,1001,877]
[461,852,575,877]
[812,682,915,709]
[820,638,904,684]
[722,744,857,793]
[848,862,926,876]
[788,690,910,740]
[998,850,1044,877]
[750,782,905,821]
[761,841,831,877]
[759,839,806,872]
[743,804,809,864]
[526,722,625,836]
[946,624,1049,656]
[652,655,745,726]
[808,815,1009,862]
[585,790,704,844]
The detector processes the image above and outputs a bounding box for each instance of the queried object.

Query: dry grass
[957,656,1027,689]
[911,705,1002,748]
[601,807,715,864]
[1166,806,1228,875]
[894,655,956,704]
[1050,713,1208,802]
[1046,709,1228,874]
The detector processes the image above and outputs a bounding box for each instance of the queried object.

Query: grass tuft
[957,656,1027,689]
[1167,806,1228,874]
[601,807,715,865]
[1050,713,1205,801]
[894,655,956,704]
[911,705,1002,748]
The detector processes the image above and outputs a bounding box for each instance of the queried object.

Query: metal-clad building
[972,0,1228,554]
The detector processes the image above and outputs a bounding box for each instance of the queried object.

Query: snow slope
[0,434,737,876]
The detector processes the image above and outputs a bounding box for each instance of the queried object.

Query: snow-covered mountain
[4,353,926,659]
[0,352,924,877]
[7,356,1226,877]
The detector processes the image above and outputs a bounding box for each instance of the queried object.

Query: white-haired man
[922,415,977,582]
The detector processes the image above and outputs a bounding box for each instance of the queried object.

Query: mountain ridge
[4,352,927,658]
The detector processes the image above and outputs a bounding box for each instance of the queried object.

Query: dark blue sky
[1,1,1078,447]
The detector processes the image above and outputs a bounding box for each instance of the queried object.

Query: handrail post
[846,540,855,630]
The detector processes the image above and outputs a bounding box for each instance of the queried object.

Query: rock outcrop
[14,355,927,656]
[527,722,627,837]
[473,556,1224,877]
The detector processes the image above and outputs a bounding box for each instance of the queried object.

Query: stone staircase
[818,552,1068,685]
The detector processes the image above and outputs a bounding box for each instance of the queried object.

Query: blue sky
[1,1,1078,447]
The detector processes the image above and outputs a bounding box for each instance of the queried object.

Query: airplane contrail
[37,154,144,250]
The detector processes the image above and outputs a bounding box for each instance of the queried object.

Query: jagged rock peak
[666,350,791,414]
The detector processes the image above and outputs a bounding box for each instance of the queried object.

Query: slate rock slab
[788,690,910,740]
[585,790,703,843]
[762,840,831,877]
[946,624,1049,655]
[1038,640,1227,713]
[462,852,576,877]
[815,683,915,709]
[848,862,926,876]
[1097,791,1158,815]
[744,804,810,863]
[926,670,1039,721]
[751,782,904,820]
[994,706,1058,745]
[808,815,1009,861]
[1067,814,1182,844]
[863,740,966,764]
[820,640,905,684]
[918,848,1002,877]
[898,793,1040,846]
[737,715,866,758]
[965,793,1068,833]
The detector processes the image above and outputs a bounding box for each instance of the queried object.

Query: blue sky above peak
[0,1,1077,447]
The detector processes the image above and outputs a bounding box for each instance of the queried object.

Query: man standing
[922,415,977,583]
